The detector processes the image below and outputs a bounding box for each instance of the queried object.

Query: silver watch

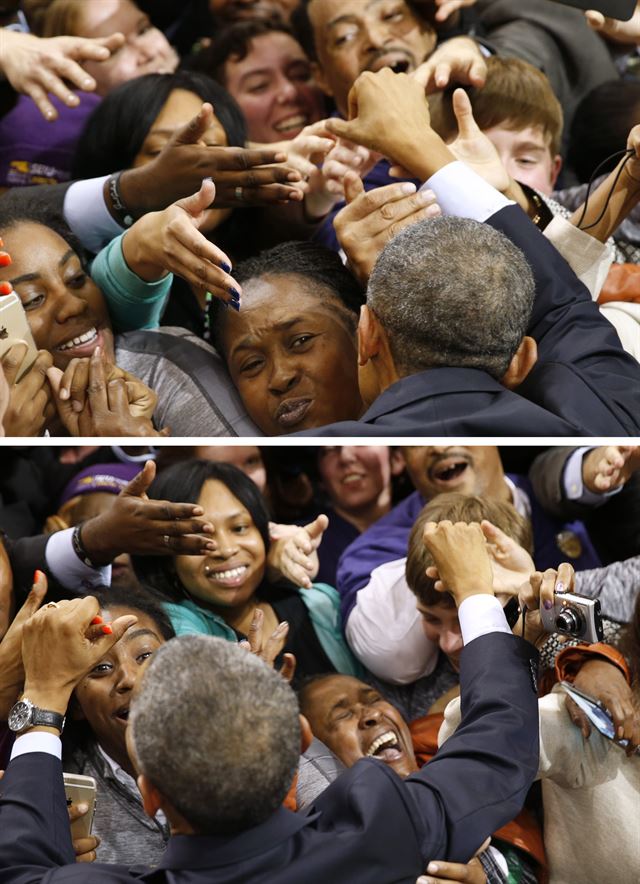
[8,698,65,735]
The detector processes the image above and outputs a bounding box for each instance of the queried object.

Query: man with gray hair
[1,524,542,883]
[295,68,640,436]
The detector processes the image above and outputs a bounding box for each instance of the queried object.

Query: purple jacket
[336,475,601,624]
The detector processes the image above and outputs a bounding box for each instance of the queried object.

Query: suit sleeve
[487,205,640,434]
[404,632,540,862]
[0,753,75,883]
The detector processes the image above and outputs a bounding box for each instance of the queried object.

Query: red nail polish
[0,282,12,295]
[33,569,43,583]
[91,616,103,625]
[102,624,113,635]
[0,253,12,267]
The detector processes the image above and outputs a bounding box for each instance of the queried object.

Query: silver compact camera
[540,591,604,643]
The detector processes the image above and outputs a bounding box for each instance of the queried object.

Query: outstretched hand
[581,445,640,492]
[412,36,486,93]
[0,571,48,717]
[268,515,328,589]
[121,103,304,213]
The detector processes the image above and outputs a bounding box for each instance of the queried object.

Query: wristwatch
[7,698,65,735]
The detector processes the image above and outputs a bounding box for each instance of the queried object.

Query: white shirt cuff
[422,160,514,222]
[10,731,62,761]
[563,447,622,504]
[458,594,511,645]
[63,176,124,254]
[46,528,112,591]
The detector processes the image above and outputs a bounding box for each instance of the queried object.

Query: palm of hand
[488,544,535,596]
[449,127,511,193]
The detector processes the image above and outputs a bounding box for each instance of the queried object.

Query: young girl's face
[175,479,266,610]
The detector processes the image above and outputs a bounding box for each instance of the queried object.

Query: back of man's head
[129,636,300,834]
[367,217,535,380]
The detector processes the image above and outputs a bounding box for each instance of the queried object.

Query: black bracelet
[107,171,135,228]
[72,523,98,568]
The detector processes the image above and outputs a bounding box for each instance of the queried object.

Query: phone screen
[551,0,636,20]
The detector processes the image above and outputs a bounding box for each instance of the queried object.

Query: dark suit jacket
[299,205,640,437]
[0,632,539,883]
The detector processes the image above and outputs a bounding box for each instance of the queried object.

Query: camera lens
[556,607,582,635]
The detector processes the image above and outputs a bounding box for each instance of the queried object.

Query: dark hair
[132,460,271,602]
[406,492,533,608]
[72,70,247,180]
[0,199,88,269]
[189,19,296,85]
[568,80,640,183]
[86,583,176,641]
[210,240,365,355]
[291,0,316,61]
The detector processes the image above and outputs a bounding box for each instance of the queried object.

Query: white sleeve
[458,594,511,644]
[543,214,614,300]
[45,528,112,591]
[422,160,514,221]
[63,177,124,254]
[10,731,62,760]
[344,558,439,685]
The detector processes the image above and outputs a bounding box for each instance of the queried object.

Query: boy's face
[483,124,562,196]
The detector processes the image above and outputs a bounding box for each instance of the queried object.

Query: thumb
[122,460,156,499]
[109,614,138,643]
[452,88,480,138]
[325,117,358,141]
[304,514,329,543]
[15,570,48,622]
[584,10,605,30]
[46,367,79,433]
[480,519,511,552]
[343,170,365,204]
[174,102,213,146]
[177,178,217,220]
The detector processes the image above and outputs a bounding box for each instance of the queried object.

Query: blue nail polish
[221,262,232,274]
[543,600,553,610]
[555,582,565,594]
[230,299,241,312]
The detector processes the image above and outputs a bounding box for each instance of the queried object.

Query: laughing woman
[133,459,363,681]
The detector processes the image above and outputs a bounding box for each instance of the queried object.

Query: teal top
[91,233,171,332]
[163,582,365,678]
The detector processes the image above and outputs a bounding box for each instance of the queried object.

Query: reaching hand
[422,520,494,605]
[480,520,535,597]
[334,172,440,285]
[268,515,328,589]
[120,103,304,213]
[79,460,217,563]
[238,607,296,682]
[585,3,640,44]
[0,30,125,121]
[1,347,55,437]
[412,36,486,93]
[121,179,241,308]
[21,595,138,706]
[322,137,378,197]
[47,357,156,421]
[566,658,640,755]
[446,89,511,193]
[581,445,640,492]
[0,571,48,718]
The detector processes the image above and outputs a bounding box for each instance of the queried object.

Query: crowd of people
[0,442,639,883]
[0,0,640,435]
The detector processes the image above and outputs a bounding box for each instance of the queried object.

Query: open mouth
[429,456,470,488]
[365,729,404,763]
[206,564,249,587]
[274,397,313,429]
[114,705,130,724]
[368,53,412,75]
[273,113,309,135]
[342,472,366,485]
[55,326,102,358]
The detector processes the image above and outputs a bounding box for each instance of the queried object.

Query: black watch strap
[72,523,98,568]
[32,708,65,733]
